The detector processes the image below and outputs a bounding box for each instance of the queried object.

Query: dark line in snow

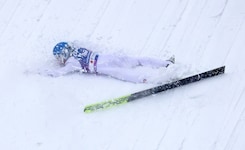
[87,0,111,40]
[222,17,245,65]
[211,0,229,18]
[0,0,8,10]
[139,0,171,54]
[160,0,191,53]
[178,138,186,150]
[0,0,23,38]
[224,87,245,150]
[155,125,170,150]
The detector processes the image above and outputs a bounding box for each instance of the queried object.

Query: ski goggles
[55,48,71,64]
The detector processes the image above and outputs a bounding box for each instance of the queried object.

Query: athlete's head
[53,42,73,64]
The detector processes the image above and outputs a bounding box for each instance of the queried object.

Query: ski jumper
[46,47,172,83]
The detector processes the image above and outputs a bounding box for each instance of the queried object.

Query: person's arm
[42,57,81,77]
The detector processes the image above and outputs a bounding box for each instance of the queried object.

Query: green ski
[84,66,225,113]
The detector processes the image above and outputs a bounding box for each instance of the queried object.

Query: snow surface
[1,0,245,150]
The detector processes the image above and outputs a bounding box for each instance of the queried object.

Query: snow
[1,0,245,150]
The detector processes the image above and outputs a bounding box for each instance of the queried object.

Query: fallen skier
[43,42,175,83]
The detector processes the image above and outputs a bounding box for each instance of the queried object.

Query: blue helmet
[53,42,73,63]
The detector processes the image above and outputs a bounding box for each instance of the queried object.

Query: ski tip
[222,65,226,72]
[84,108,92,113]
[83,104,99,113]
[218,65,226,74]
[210,66,225,74]
[83,95,130,113]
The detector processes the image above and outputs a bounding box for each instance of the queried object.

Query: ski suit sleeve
[43,57,81,77]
